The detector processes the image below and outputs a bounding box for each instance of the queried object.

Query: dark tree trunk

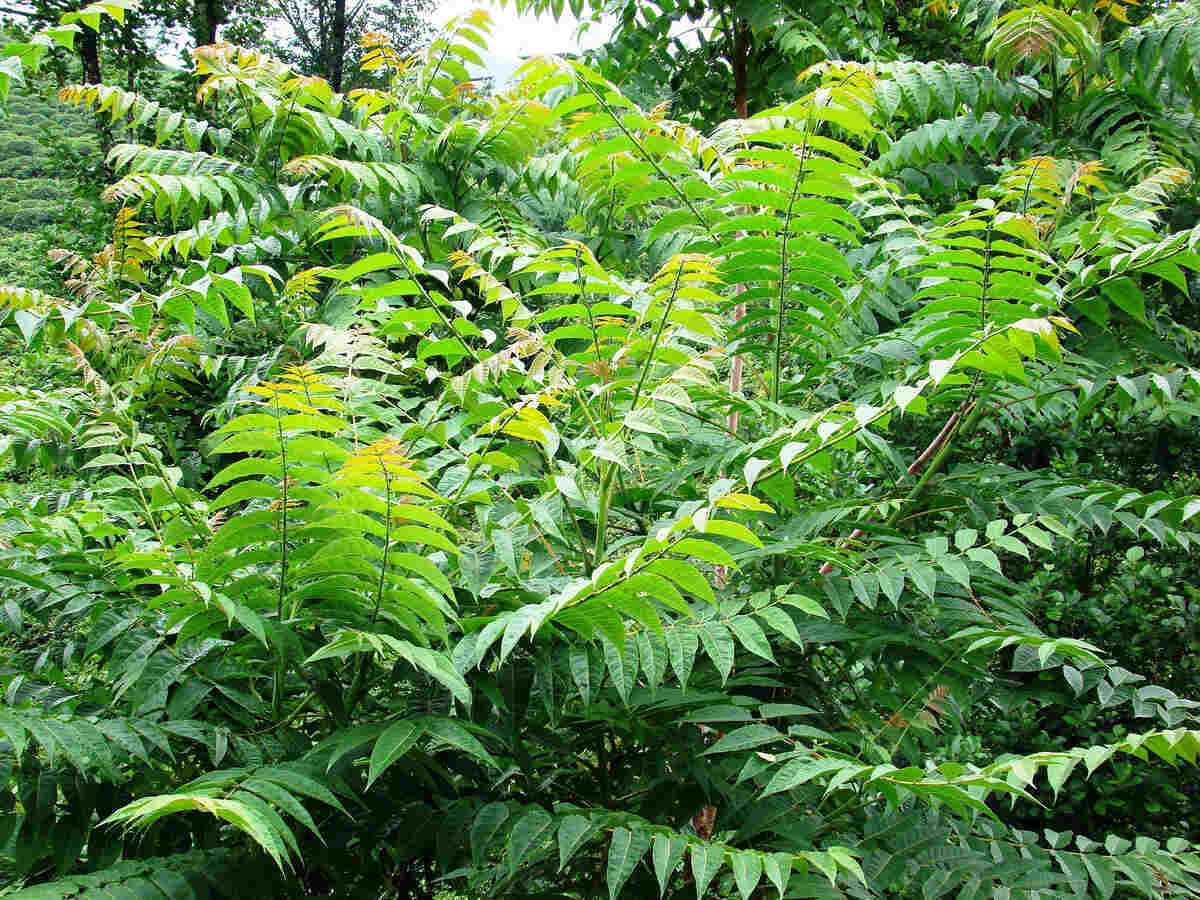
[78,26,101,84]
[75,23,114,164]
[122,20,137,90]
[731,17,750,118]
[193,0,222,45]
[330,0,346,92]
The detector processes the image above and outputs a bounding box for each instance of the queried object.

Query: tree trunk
[77,25,113,164]
[732,17,750,118]
[123,19,137,90]
[78,26,101,84]
[330,0,347,92]
[193,0,222,46]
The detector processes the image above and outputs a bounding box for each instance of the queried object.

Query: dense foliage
[0,0,1199,897]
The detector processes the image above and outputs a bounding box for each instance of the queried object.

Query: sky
[433,1,615,86]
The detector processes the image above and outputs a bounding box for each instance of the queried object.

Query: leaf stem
[594,260,686,562]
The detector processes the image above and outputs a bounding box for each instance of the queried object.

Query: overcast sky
[433,1,615,85]
[436,1,612,56]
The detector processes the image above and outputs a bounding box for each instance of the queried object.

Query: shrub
[0,7,1197,900]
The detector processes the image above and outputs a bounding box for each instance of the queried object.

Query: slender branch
[885,398,987,530]
[632,262,687,411]
[272,392,290,717]
[274,395,289,624]
[349,456,392,716]
[372,462,392,627]
[577,77,714,239]
[771,125,814,416]
[594,261,687,562]
[909,404,968,477]
[817,396,973,576]
[726,301,746,435]
[592,464,618,564]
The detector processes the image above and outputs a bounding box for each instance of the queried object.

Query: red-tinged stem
[727,299,746,435]
[819,398,972,576]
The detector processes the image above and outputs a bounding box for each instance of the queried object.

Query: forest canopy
[0,0,1198,897]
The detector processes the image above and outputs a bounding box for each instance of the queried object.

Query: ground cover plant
[0,0,1199,897]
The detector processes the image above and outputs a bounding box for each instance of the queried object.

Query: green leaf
[558,814,596,871]
[224,791,302,864]
[828,847,866,887]
[603,635,639,704]
[966,547,1002,573]
[697,621,735,684]
[312,723,387,772]
[728,615,775,662]
[471,803,509,865]
[605,586,663,634]
[104,795,295,870]
[731,850,763,899]
[637,629,668,689]
[241,777,322,841]
[563,599,627,649]
[758,703,818,718]
[653,833,688,897]
[1113,856,1157,896]
[938,554,971,589]
[0,568,59,594]
[396,642,473,708]
[593,435,630,470]
[666,626,699,691]
[778,594,829,619]
[606,827,650,899]
[672,538,737,567]
[755,606,804,645]
[761,757,847,796]
[422,717,500,768]
[569,646,593,705]
[1100,277,1147,324]
[699,518,762,547]
[647,558,715,604]
[690,841,725,898]
[702,724,784,755]
[508,807,555,874]
[254,766,347,815]
[763,852,793,899]
[803,850,840,887]
[1083,852,1115,900]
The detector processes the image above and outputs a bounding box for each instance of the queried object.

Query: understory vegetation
[0,0,1199,897]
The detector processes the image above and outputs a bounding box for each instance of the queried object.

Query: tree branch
[818,397,974,576]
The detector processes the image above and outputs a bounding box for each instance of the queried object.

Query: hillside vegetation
[0,1,1197,899]
[0,77,98,284]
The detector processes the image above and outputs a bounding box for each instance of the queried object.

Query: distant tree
[0,0,106,82]
[189,0,228,44]
[271,0,434,91]
[506,0,901,125]
[505,0,993,126]
[0,0,181,87]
